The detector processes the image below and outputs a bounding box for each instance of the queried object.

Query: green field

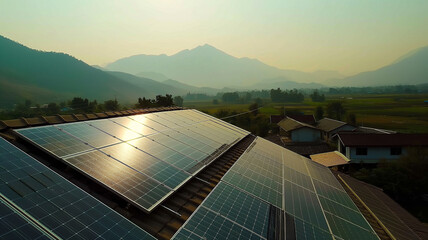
[184,94,428,133]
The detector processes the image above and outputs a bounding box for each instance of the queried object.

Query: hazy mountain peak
[173,43,229,58]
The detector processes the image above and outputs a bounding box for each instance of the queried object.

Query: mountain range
[1,34,427,107]
[327,46,428,87]
[105,44,343,88]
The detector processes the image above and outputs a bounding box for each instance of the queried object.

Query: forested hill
[0,35,156,107]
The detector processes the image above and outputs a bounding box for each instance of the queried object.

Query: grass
[184,93,428,133]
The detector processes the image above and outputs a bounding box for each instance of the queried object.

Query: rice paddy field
[184,93,428,133]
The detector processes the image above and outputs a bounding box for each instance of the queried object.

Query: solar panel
[64,150,172,212]
[0,137,155,239]
[173,182,279,240]
[16,126,93,157]
[87,119,142,141]
[0,199,51,240]
[283,180,329,231]
[218,137,378,239]
[57,122,120,148]
[128,137,201,173]
[99,143,192,189]
[293,218,332,240]
[15,110,248,213]
[111,116,159,136]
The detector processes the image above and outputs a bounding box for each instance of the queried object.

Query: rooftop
[278,116,319,132]
[287,114,316,125]
[0,108,426,239]
[338,132,428,147]
[310,151,350,167]
[317,117,351,132]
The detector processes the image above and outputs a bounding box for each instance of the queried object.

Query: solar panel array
[15,110,248,212]
[0,137,155,239]
[173,137,379,240]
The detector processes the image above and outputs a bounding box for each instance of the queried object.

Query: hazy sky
[1,0,428,75]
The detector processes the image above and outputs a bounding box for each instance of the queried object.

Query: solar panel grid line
[90,148,178,191]
[172,182,269,240]
[155,129,221,156]
[150,111,239,146]
[85,119,143,142]
[281,150,286,211]
[220,179,281,211]
[185,127,231,149]
[293,218,334,240]
[131,113,232,154]
[147,133,211,162]
[306,160,347,192]
[62,150,173,213]
[129,115,170,132]
[55,122,121,150]
[0,193,58,240]
[144,114,186,128]
[15,126,94,159]
[223,168,282,204]
[147,112,197,128]
[324,212,379,240]
[302,157,336,238]
[200,206,268,240]
[102,141,196,181]
[0,138,156,239]
[110,117,160,137]
[283,180,331,231]
[312,179,360,212]
[127,138,202,174]
[201,183,272,237]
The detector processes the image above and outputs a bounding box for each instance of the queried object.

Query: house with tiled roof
[336,132,428,163]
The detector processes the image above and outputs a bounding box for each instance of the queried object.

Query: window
[391,147,402,155]
[356,148,367,155]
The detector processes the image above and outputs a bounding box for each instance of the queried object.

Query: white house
[336,132,428,163]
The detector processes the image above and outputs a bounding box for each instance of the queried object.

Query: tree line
[0,94,184,120]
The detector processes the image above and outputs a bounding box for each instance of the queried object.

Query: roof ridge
[0,106,183,130]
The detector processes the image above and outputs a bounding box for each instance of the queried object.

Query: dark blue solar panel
[0,137,155,240]
[16,126,93,157]
[0,199,50,240]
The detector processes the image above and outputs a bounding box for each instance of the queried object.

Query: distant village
[268,113,428,169]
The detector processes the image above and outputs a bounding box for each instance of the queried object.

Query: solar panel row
[174,137,379,240]
[15,110,248,213]
[0,137,155,240]
[173,182,280,240]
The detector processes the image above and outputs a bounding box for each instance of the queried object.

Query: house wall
[291,128,321,142]
[348,147,407,163]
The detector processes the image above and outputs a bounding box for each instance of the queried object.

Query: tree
[310,90,325,102]
[270,88,304,103]
[155,94,174,107]
[346,113,357,125]
[222,92,240,103]
[248,103,259,116]
[104,99,119,111]
[46,103,60,115]
[326,101,346,120]
[173,96,183,107]
[315,106,324,120]
[70,97,89,112]
[212,99,219,105]
[354,148,428,205]
[136,97,152,108]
